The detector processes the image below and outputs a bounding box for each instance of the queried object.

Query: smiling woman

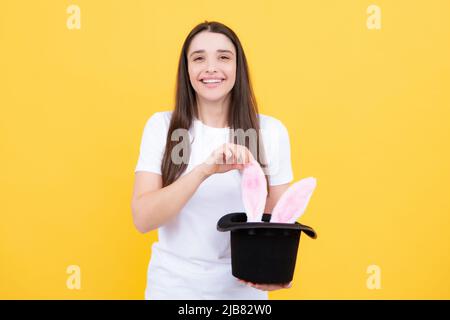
[160,21,272,189]
[132,21,294,300]
[188,33,236,99]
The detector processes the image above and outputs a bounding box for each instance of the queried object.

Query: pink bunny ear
[241,160,267,222]
[270,177,317,223]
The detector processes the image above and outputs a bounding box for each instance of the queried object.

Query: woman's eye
[192,56,229,62]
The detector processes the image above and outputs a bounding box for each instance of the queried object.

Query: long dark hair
[161,21,270,195]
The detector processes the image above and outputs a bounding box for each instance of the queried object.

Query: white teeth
[202,79,223,84]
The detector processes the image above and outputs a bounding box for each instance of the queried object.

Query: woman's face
[187,31,237,104]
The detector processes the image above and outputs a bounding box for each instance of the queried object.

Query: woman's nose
[205,60,217,73]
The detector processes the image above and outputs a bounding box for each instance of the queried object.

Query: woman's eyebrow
[189,49,234,57]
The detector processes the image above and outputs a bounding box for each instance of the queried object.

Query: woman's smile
[200,77,226,88]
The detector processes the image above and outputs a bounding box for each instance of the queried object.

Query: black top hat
[217,212,317,284]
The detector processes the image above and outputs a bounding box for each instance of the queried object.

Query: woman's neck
[196,96,230,128]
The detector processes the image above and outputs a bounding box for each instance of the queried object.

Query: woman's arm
[131,143,254,234]
[264,183,290,214]
[131,164,209,234]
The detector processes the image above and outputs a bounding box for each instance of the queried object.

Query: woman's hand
[198,143,255,177]
[237,279,292,291]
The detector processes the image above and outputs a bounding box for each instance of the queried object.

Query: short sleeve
[261,119,294,186]
[134,112,168,175]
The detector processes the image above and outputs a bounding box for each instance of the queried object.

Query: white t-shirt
[135,111,294,299]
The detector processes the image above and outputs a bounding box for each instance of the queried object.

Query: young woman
[132,21,294,300]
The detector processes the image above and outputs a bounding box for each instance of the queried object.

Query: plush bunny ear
[241,160,267,222]
[270,177,317,224]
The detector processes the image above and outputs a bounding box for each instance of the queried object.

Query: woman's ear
[241,160,267,222]
[270,177,317,223]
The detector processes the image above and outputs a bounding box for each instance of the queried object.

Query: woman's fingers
[246,148,255,163]
[224,145,233,163]
[237,278,292,291]
[222,143,243,165]
[203,143,253,175]
[229,143,254,165]
[254,282,291,291]
[206,143,256,174]
[216,144,232,165]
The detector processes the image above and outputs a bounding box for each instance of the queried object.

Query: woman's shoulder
[149,110,173,120]
[258,113,288,132]
[145,110,173,128]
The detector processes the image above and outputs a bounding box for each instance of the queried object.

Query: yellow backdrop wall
[1,0,449,299]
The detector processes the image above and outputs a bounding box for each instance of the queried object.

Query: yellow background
[1,0,449,299]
